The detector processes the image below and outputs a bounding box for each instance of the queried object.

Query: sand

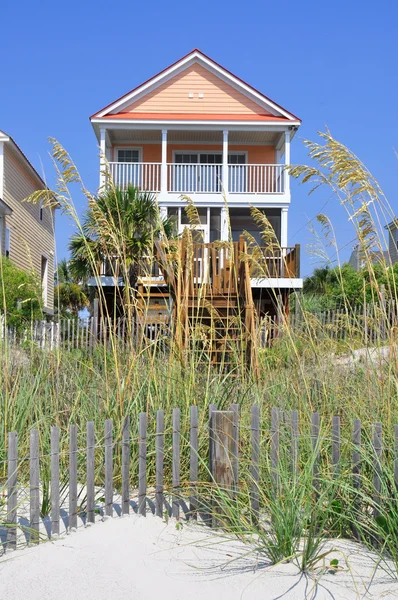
[1,513,398,600]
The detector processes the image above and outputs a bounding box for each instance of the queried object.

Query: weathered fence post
[69,424,78,530]
[30,429,40,544]
[291,410,299,482]
[311,412,320,497]
[86,421,95,524]
[250,404,260,523]
[155,410,164,518]
[104,419,113,517]
[172,408,181,520]
[229,403,239,494]
[352,418,361,539]
[210,410,235,527]
[138,412,147,516]
[373,422,382,520]
[189,405,198,519]
[7,432,18,551]
[51,426,60,537]
[332,416,340,478]
[271,407,280,491]
[122,416,130,516]
[394,424,398,491]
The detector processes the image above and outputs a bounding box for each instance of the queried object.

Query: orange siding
[123,64,269,116]
[112,144,275,164]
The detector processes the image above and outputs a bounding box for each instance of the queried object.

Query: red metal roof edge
[90,49,302,123]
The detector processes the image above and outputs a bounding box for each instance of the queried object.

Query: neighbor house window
[41,255,48,306]
[117,149,140,163]
[39,201,43,221]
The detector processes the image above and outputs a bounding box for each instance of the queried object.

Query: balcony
[109,162,285,195]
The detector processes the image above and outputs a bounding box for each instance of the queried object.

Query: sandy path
[1,514,398,600]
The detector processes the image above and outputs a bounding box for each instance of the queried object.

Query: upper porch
[96,126,294,205]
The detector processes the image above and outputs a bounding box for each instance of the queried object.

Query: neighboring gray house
[348,221,397,271]
[385,220,398,265]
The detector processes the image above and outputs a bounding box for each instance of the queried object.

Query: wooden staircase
[156,234,257,370]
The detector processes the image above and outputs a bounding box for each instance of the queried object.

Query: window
[41,255,48,306]
[39,201,43,221]
[5,227,10,258]
[228,154,246,165]
[117,149,140,163]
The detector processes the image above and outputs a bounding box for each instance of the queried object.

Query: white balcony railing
[109,162,285,194]
[109,162,161,192]
[229,164,284,194]
[167,163,222,193]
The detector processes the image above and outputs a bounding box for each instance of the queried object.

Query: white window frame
[114,146,143,163]
[172,150,248,163]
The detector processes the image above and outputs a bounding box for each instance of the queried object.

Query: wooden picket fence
[1,297,398,352]
[1,405,396,551]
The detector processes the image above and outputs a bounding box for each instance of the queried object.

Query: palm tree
[303,266,333,296]
[68,185,175,313]
[54,259,89,317]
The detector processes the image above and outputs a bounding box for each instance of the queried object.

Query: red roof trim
[90,49,301,122]
[101,112,291,122]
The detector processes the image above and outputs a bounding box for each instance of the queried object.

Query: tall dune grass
[0,131,398,573]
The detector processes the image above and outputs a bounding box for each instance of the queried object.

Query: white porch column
[284,130,291,197]
[220,206,229,241]
[99,127,107,189]
[281,207,288,249]
[159,206,167,220]
[222,130,229,194]
[161,129,168,194]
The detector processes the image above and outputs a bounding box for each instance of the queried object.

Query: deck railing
[229,164,284,194]
[247,245,300,278]
[109,162,161,192]
[109,162,285,194]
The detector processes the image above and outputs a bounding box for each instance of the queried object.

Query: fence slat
[311,413,320,496]
[172,408,181,520]
[332,416,340,477]
[155,410,164,518]
[30,429,40,544]
[189,406,198,519]
[7,432,18,551]
[394,424,398,490]
[138,412,147,516]
[87,421,95,524]
[122,416,130,516]
[373,422,382,520]
[229,403,239,491]
[291,410,299,482]
[271,407,279,490]
[51,426,60,537]
[250,404,260,522]
[69,424,78,530]
[104,419,113,517]
[208,403,216,476]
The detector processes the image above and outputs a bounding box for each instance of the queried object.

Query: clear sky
[1,0,397,277]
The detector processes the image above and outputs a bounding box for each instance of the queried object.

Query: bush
[0,257,42,327]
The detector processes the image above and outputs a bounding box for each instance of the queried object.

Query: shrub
[0,257,42,326]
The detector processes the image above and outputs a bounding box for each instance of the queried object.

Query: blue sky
[0,0,396,277]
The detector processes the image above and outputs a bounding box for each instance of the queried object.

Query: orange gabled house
[89,49,302,349]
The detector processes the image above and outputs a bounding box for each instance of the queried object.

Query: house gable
[91,50,301,123]
[121,63,271,117]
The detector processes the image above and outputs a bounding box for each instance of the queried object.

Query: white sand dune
[1,514,398,600]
